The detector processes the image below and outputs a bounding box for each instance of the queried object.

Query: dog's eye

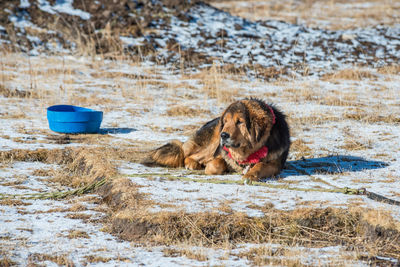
[236,120,243,125]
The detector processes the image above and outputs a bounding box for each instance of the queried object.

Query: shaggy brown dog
[142,98,290,181]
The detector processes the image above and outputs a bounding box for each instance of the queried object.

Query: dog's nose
[220,132,230,140]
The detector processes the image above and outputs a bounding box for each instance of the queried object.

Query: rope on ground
[359,188,400,206]
[127,172,400,207]
[286,162,400,206]
[1,171,399,207]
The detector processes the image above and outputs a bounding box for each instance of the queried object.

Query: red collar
[223,146,268,165]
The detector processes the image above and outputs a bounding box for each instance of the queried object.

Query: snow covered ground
[1,52,399,265]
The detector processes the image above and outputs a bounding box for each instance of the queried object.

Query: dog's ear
[219,112,225,132]
[239,114,252,143]
[253,120,265,143]
[214,118,223,157]
[249,111,267,143]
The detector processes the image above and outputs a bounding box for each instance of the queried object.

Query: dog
[142,98,290,181]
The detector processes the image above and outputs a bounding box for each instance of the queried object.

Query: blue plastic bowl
[47,105,103,134]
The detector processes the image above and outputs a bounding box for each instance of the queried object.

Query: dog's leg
[205,157,227,175]
[184,157,203,170]
[243,160,281,181]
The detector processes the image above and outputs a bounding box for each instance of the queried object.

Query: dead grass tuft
[237,246,305,266]
[211,0,400,30]
[84,255,113,263]
[28,253,74,266]
[162,247,208,261]
[378,64,400,75]
[166,105,211,118]
[0,199,32,206]
[65,213,92,220]
[192,64,238,103]
[0,147,121,189]
[290,139,313,159]
[344,109,400,124]
[360,208,400,232]
[52,147,117,187]
[0,148,70,165]
[98,177,148,211]
[340,139,372,151]
[0,84,34,98]
[322,69,377,81]
[0,256,16,267]
[66,230,90,239]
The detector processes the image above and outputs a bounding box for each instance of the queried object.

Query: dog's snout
[221,132,230,140]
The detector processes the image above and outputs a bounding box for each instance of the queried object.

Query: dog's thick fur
[142,99,290,181]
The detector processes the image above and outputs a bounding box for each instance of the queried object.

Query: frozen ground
[1,0,399,77]
[0,52,399,265]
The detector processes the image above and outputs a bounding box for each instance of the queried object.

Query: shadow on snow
[99,128,136,134]
[282,155,388,178]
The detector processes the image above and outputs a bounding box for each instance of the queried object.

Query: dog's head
[219,99,275,159]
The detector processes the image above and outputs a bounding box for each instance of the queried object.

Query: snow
[3,0,400,76]
[38,0,91,20]
[19,0,31,9]
[119,36,146,47]
[156,3,400,75]
[1,50,398,266]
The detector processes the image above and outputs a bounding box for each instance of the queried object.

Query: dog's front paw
[184,157,202,170]
[243,172,260,182]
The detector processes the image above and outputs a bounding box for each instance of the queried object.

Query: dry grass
[0,145,149,189]
[283,85,363,108]
[290,139,313,159]
[282,86,319,103]
[166,105,211,118]
[0,256,16,267]
[237,246,305,266]
[65,213,92,220]
[0,148,63,164]
[321,92,360,107]
[66,230,90,239]
[191,63,240,103]
[287,114,341,128]
[340,139,372,151]
[162,247,208,261]
[98,178,400,261]
[322,68,377,81]
[28,253,74,266]
[210,0,400,30]
[1,127,395,264]
[84,255,113,263]
[378,64,400,75]
[0,29,399,264]
[0,199,31,206]
[51,147,117,187]
[344,109,400,124]
[0,84,34,98]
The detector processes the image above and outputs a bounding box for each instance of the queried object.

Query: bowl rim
[47,104,102,113]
